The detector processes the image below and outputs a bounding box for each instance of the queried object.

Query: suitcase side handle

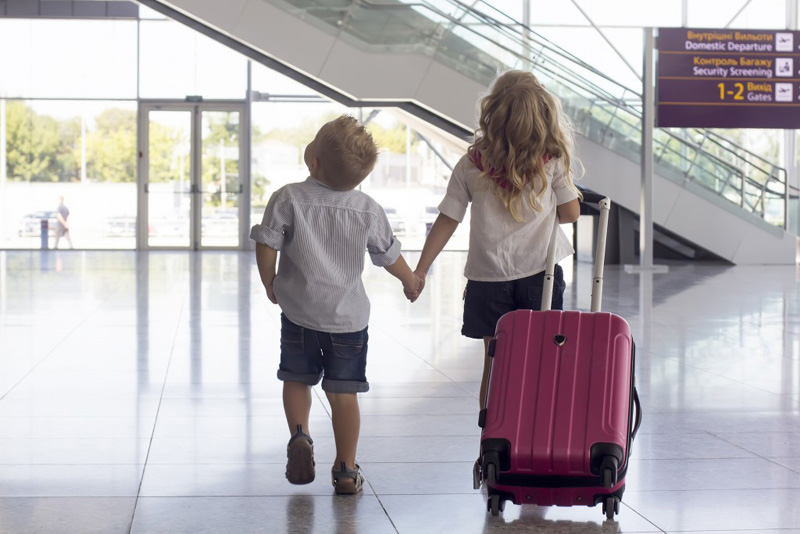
[541,194,611,313]
[631,387,643,442]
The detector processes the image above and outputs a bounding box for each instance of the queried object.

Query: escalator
[140,0,798,264]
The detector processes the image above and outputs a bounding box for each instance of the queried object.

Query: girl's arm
[415,213,460,277]
[557,198,580,224]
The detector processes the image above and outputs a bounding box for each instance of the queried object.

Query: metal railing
[266,0,788,227]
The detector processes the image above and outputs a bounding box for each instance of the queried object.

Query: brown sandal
[286,425,315,485]
[331,462,364,494]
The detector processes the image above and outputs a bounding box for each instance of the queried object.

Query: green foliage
[2,104,421,188]
[148,121,188,184]
[256,112,340,146]
[5,101,63,182]
[86,108,136,183]
[256,113,417,154]
[3,102,138,183]
[202,112,240,208]
[365,122,417,154]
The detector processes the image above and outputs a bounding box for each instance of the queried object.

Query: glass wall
[1,11,472,250]
[0,14,249,249]
[0,97,139,249]
[138,19,247,99]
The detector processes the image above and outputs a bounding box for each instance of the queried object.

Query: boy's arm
[255,243,279,304]
[415,213,459,277]
[384,254,423,302]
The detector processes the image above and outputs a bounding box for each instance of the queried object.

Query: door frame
[136,100,249,250]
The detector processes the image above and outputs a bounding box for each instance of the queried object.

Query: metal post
[1,99,6,228]
[244,60,253,251]
[641,28,655,268]
[682,0,688,26]
[219,138,226,208]
[785,0,798,233]
[81,115,87,186]
[627,28,668,274]
[523,0,531,70]
[405,124,411,189]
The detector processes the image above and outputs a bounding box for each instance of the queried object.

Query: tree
[147,121,189,185]
[4,101,63,182]
[85,108,136,183]
[365,122,418,154]
[202,112,240,208]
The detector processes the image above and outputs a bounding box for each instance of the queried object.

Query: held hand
[403,273,425,303]
[415,272,426,299]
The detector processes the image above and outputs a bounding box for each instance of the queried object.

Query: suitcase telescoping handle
[540,192,611,313]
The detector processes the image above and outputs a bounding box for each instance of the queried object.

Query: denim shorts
[278,314,369,393]
[461,265,565,339]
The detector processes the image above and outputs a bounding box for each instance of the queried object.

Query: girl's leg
[325,391,360,469]
[283,380,312,435]
[479,336,493,408]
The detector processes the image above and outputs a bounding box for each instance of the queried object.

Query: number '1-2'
[718,83,745,100]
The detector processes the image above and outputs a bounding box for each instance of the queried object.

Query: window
[1,100,137,249]
[0,19,137,99]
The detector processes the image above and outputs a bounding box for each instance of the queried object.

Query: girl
[414,70,582,407]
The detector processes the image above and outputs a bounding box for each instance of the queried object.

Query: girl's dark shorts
[278,314,369,393]
[461,265,565,339]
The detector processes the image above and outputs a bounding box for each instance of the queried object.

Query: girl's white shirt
[438,154,580,282]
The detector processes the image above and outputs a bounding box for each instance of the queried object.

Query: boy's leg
[283,381,315,485]
[319,328,369,494]
[277,314,323,485]
[283,380,312,435]
[325,391,360,469]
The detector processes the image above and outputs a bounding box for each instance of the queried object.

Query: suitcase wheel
[602,496,620,520]
[488,494,504,516]
[485,462,498,487]
[602,467,614,488]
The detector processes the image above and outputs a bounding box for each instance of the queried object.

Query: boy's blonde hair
[316,115,378,190]
[470,70,580,221]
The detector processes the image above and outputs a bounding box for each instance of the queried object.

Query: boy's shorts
[461,265,565,339]
[277,314,369,393]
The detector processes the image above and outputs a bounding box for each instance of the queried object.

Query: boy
[250,115,421,494]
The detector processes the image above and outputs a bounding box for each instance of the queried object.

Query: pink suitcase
[473,194,642,519]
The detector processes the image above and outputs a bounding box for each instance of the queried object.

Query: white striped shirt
[250,177,401,333]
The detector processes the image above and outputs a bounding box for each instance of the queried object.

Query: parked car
[201,211,239,237]
[18,211,58,237]
[105,216,136,237]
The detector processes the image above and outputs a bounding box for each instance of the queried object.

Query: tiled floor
[0,250,798,533]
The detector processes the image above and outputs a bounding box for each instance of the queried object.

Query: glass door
[138,102,245,250]
[199,109,242,248]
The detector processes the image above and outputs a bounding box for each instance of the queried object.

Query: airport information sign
[657,27,800,128]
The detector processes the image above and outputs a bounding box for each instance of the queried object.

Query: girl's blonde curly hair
[469,70,580,221]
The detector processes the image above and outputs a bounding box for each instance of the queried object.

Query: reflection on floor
[0,251,799,534]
